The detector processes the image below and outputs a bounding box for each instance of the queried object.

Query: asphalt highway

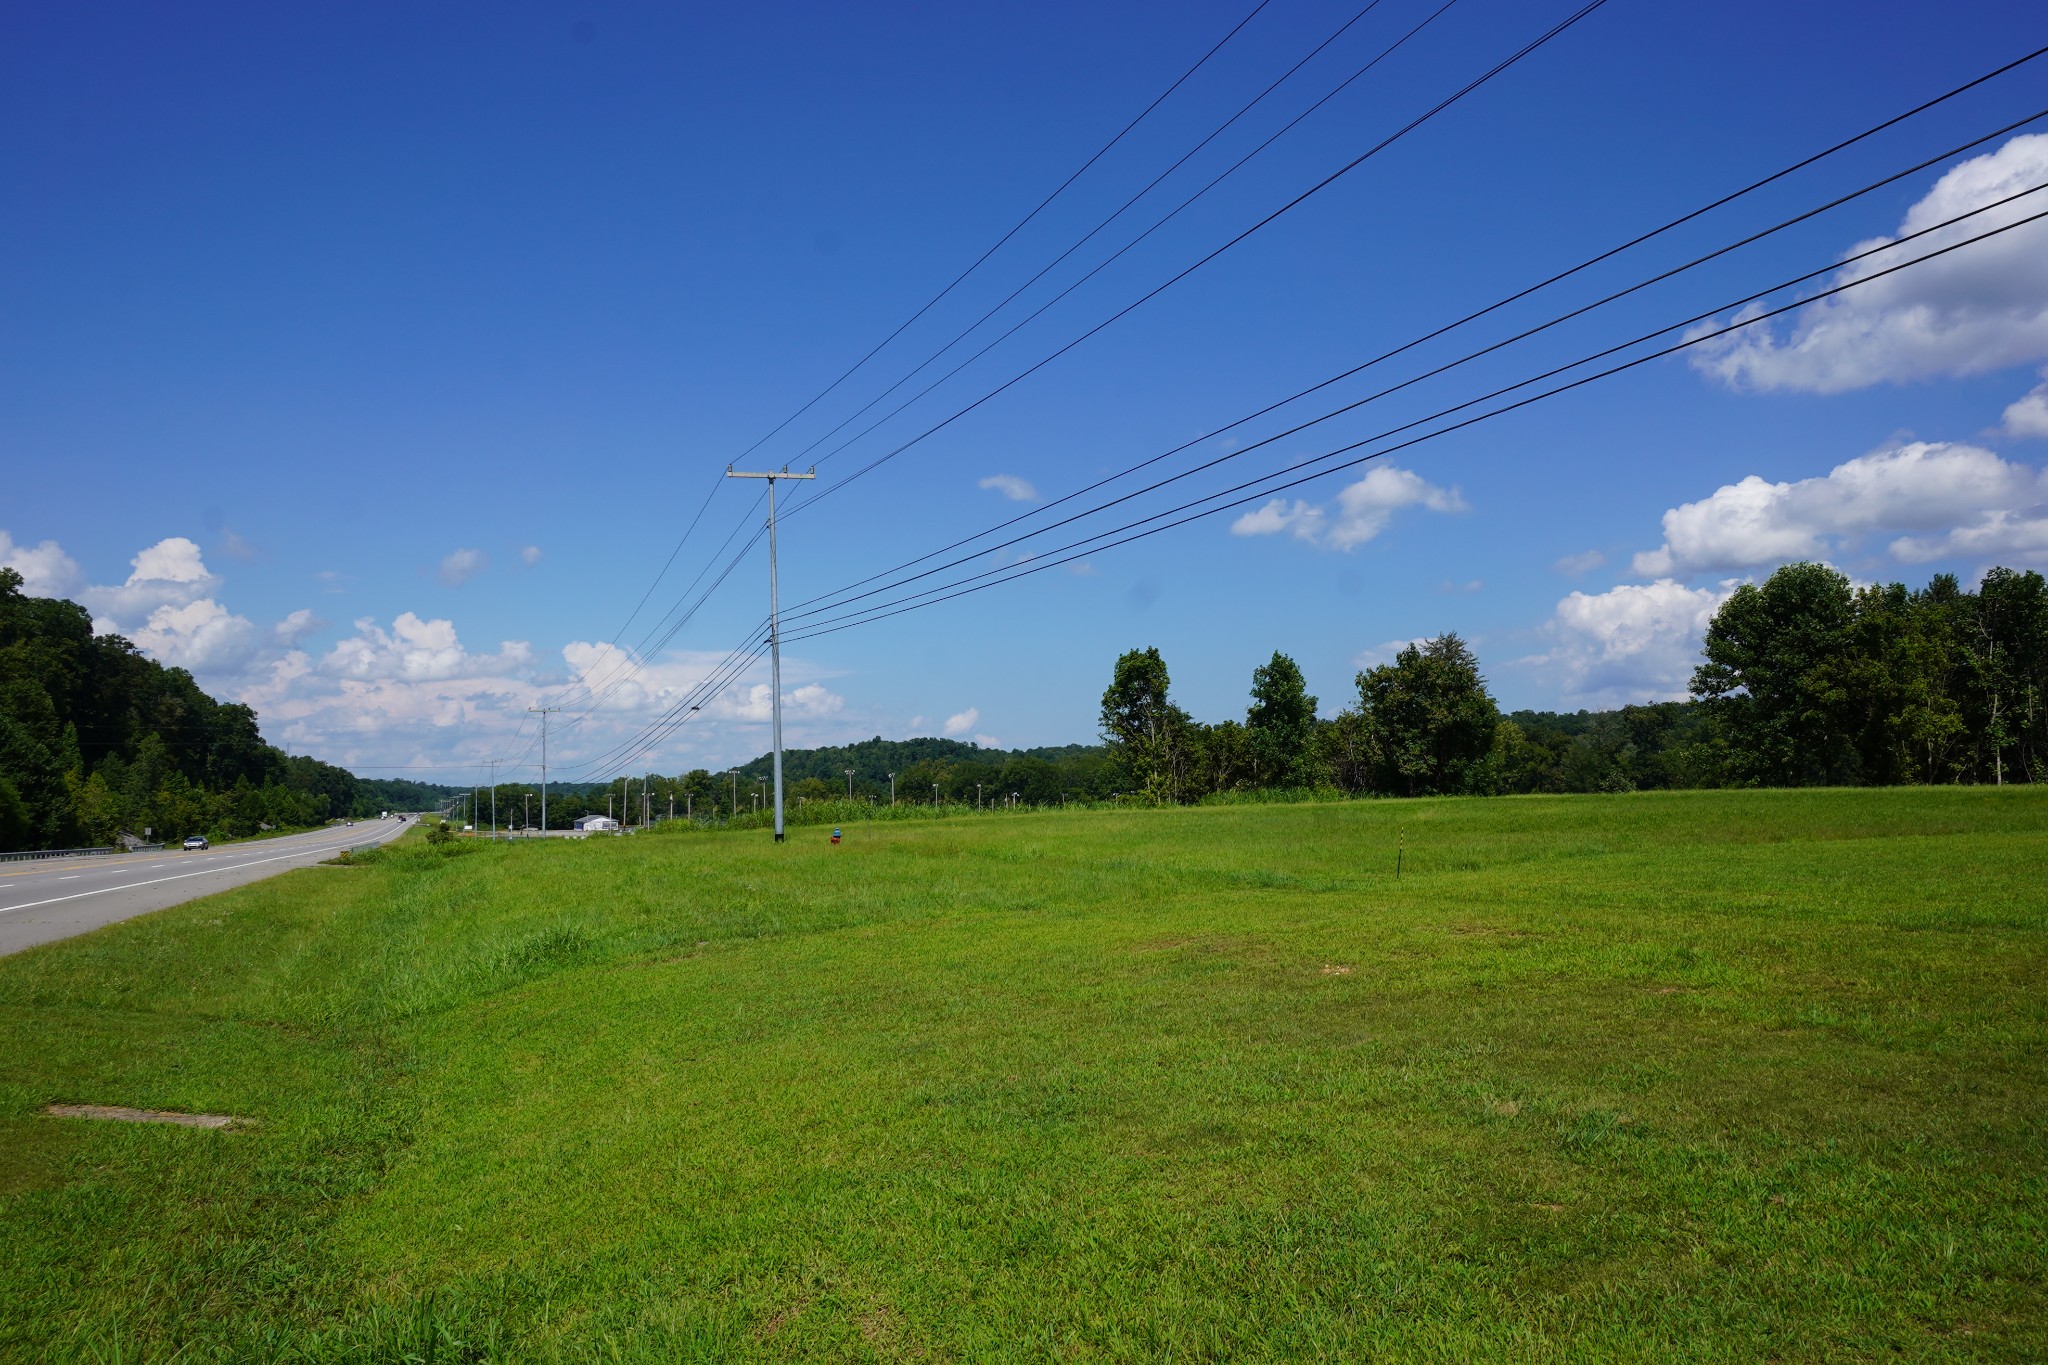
[0,818,415,957]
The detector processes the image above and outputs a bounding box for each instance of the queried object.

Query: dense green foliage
[509,561,2048,831]
[1696,562,2046,786]
[0,570,455,849]
[463,740,1119,829]
[2,789,2041,1358]
[1104,563,2048,804]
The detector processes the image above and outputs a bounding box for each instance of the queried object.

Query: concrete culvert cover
[45,1105,247,1129]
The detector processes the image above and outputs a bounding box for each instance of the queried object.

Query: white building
[573,815,620,832]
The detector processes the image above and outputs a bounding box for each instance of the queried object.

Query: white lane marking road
[0,834,394,916]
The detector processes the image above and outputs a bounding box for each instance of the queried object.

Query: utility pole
[845,768,855,800]
[528,706,560,836]
[887,772,895,806]
[728,768,738,819]
[488,759,498,838]
[726,464,815,842]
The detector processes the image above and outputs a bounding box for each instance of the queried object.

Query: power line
[580,193,2048,775]
[781,0,1614,516]
[551,0,1598,734]
[777,113,2048,630]
[774,51,2048,621]
[552,517,766,729]
[560,1,1400,725]
[779,200,2048,644]
[530,26,2048,772]
[727,0,1277,470]
[769,0,1419,474]
[597,466,729,665]
[538,178,2048,776]
[562,633,772,780]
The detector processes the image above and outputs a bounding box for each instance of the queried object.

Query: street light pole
[726,464,815,843]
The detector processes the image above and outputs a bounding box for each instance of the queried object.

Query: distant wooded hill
[0,568,460,850]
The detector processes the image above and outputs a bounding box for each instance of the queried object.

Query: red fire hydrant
[830,827,842,845]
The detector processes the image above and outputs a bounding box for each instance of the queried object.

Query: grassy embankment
[1,788,2043,1361]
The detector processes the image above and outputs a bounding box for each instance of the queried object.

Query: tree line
[1100,562,2047,801]
[540,559,2047,821]
[14,556,2037,849]
[455,738,1119,829]
[0,569,456,850]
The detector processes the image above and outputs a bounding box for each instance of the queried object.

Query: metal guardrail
[0,845,121,864]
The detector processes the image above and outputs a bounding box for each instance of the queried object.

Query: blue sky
[4,0,2046,782]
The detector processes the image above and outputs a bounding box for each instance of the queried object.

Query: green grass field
[1,789,2043,1362]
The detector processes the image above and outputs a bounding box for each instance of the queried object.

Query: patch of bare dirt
[1320,964,1353,976]
[756,1296,809,1340]
[46,1104,246,1129]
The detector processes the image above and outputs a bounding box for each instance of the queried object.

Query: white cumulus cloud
[979,474,1037,502]
[1554,549,1606,576]
[1688,133,2048,394]
[439,548,488,586]
[0,531,84,598]
[1530,579,1735,708]
[1,526,886,773]
[275,608,327,645]
[324,612,531,683]
[82,536,225,631]
[1231,498,1324,542]
[1351,637,1430,670]
[943,707,979,736]
[1230,465,1464,551]
[1632,441,2048,577]
[130,598,262,673]
[1891,509,2048,565]
[130,537,213,585]
[520,545,543,566]
[2005,368,2048,438]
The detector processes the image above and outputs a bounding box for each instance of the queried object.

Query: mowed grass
[0,789,2043,1362]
